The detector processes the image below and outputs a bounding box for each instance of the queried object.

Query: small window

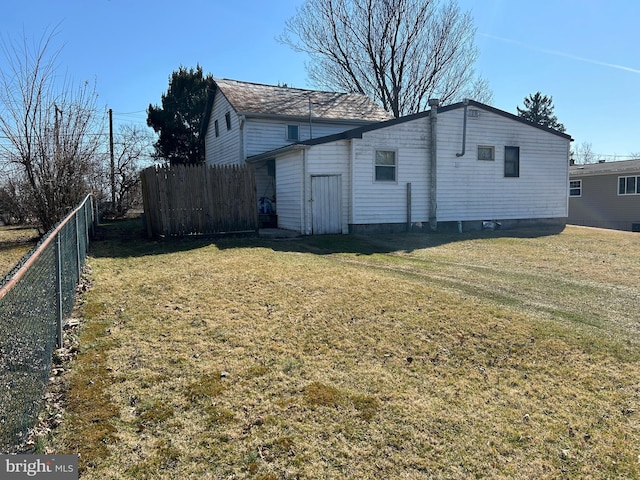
[287,125,299,141]
[618,176,640,195]
[569,180,582,197]
[375,150,396,182]
[504,146,520,178]
[214,120,219,138]
[225,112,231,130]
[478,146,494,161]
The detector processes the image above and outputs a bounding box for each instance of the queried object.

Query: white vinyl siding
[205,93,242,166]
[436,107,570,222]
[245,119,374,157]
[275,152,303,232]
[351,118,430,225]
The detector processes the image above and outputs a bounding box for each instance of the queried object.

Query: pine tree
[517,92,565,132]
[147,65,213,165]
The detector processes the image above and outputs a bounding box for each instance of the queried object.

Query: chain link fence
[0,194,96,452]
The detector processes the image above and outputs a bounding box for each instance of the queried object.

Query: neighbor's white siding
[275,151,303,232]
[351,118,431,225]
[436,107,570,222]
[205,93,243,166]
[245,119,372,157]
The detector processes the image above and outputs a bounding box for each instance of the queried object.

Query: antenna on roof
[309,96,313,140]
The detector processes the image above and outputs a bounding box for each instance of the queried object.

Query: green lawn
[50,221,640,479]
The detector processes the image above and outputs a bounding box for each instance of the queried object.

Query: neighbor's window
[618,175,640,195]
[478,145,495,161]
[225,112,232,130]
[504,146,520,177]
[569,180,582,197]
[214,120,219,138]
[287,125,299,141]
[375,150,397,182]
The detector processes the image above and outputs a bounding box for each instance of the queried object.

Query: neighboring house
[203,79,572,234]
[568,159,640,232]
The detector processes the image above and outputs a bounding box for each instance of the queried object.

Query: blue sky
[2,0,639,160]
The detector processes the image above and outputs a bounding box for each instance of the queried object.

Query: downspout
[456,99,469,157]
[428,98,439,231]
[302,148,308,235]
[349,138,355,231]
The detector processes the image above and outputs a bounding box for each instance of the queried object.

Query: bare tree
[0,29,103,233]
[572,141,595,164]
[280,0,491,117]
[105,124,154,216]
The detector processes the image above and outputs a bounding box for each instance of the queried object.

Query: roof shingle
[570,159,640,176]
[214,78,393,122]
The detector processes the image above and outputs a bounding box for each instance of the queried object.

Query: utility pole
[109,108,115,209]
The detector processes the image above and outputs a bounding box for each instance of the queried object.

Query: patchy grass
[50,221,640,479]
[0,225,38,276]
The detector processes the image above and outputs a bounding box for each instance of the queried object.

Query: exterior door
[311,175,342,234]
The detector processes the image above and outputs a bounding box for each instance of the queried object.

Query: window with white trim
[287,125,299,141]
[477,146,494,161]
[375,150,396,182]
[225,112,232,130]
[569,180,582,197]
[618,176,640,195]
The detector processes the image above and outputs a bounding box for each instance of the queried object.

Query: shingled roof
[213,78,393,122]
[570,159,640,177]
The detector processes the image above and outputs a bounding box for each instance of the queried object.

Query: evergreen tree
[147,65,213,165]
[517,92,565,132]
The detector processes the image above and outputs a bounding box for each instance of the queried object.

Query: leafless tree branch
[280,0,492,117]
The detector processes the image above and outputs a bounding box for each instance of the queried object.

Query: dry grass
[49,221,640,479]
[0,225,38,276]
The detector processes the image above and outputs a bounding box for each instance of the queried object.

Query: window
[375,150,396,182]
[569,180,582,197]
[618,176,640,195]
[287,125,299,141]
[477,146,494,161]
[214,120,219,138]
[504,146,520,177]
[225,112,231,130]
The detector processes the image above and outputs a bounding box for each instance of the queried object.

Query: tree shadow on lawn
[90,216,565,259]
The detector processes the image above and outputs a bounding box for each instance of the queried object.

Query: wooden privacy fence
[141,164,258,237]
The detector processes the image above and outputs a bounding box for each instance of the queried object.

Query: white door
[311,175,341,234]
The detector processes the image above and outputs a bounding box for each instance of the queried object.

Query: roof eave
[238,112,385,125]
[440,99,574,141]
[246,144,311,163]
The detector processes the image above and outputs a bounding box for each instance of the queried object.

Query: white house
[202,78,392,219]
[203,79,572,234]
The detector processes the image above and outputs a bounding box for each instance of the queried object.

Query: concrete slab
[258,228,301,239]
